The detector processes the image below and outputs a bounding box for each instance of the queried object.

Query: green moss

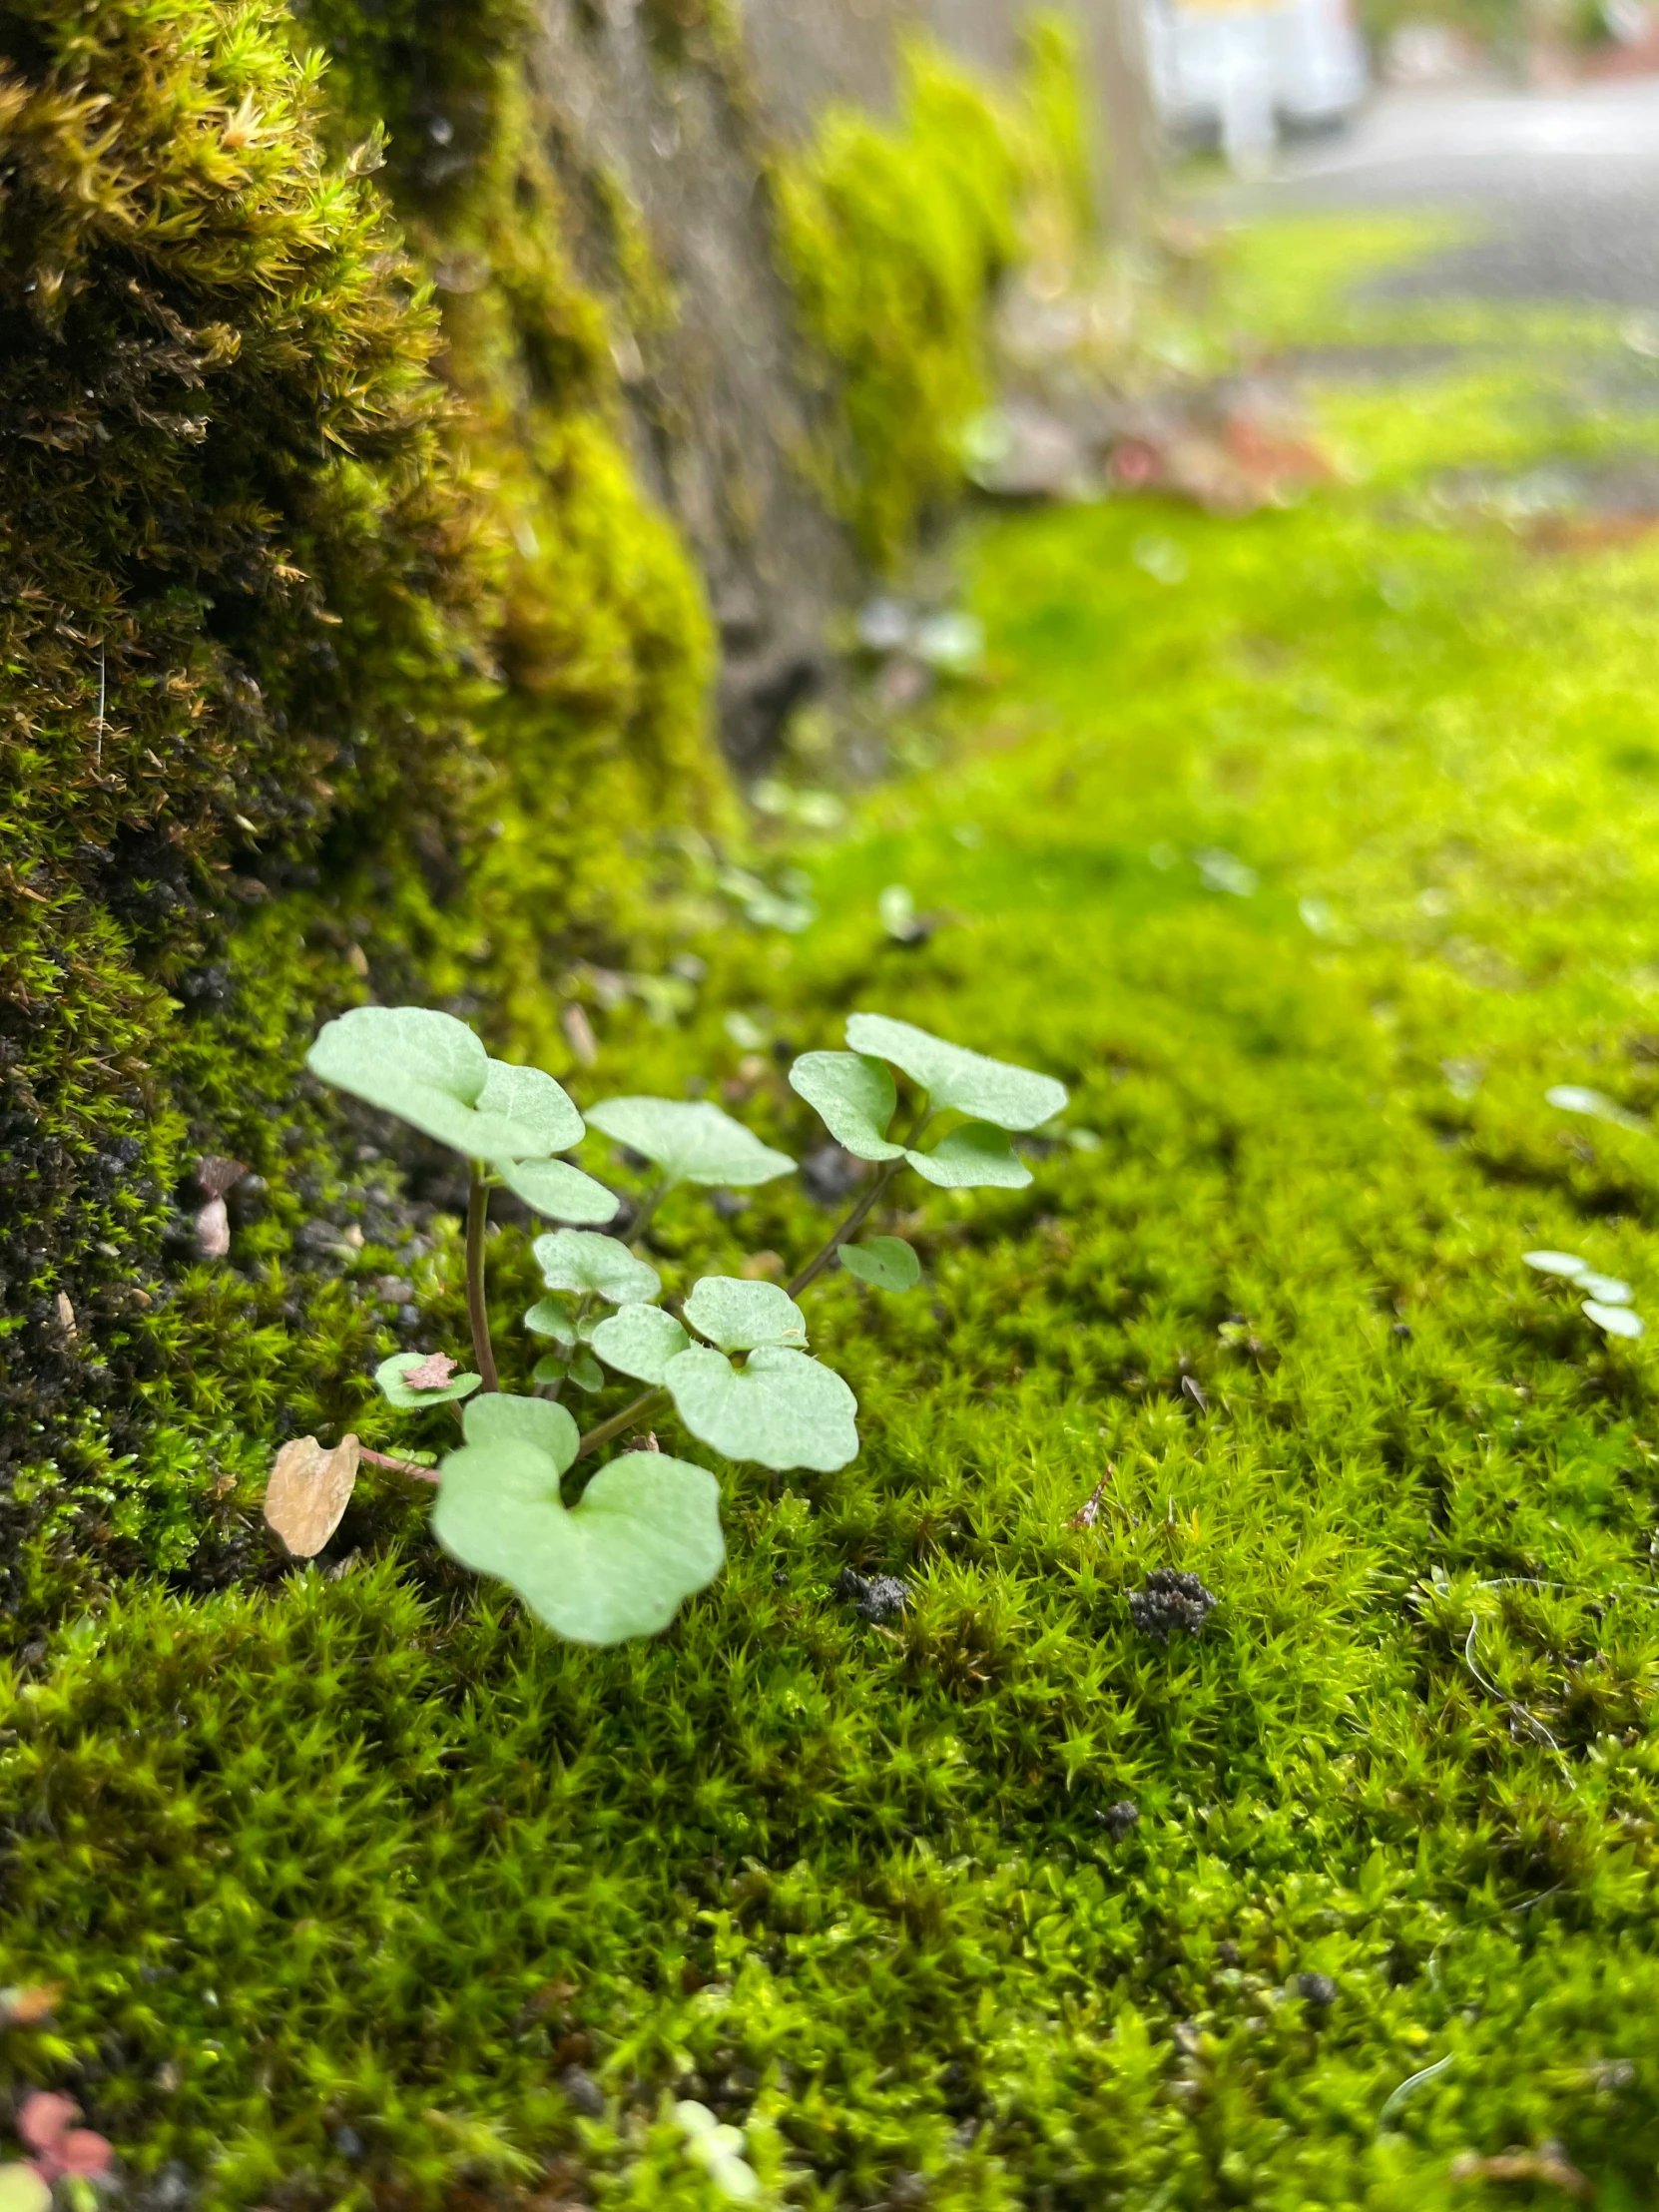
[772,15,1095,573]
[0,0,737,1558]
[10,221,1659,2203]
[773,38,1029,571]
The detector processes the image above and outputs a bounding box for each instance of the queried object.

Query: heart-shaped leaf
[664,1345,858,1471]
[1584,1299,1644,1339]
[906,1121,1031,1189]
[463,1391,579,1468]
[1523,1250,1589,1278]
[376,1352,482,1407]
[495,1158,619,1225]
[838,1236,920,1292]
[845,1012,1066,1130]
[525,1296,578,1348]
[433,1439,725,1643]
[474,1060,584,1154]
[586,1096,795,1187]
[788,1052,903,1160]
[684,1277,808,1352]
[590,1304,691,1384]
[264,1433,360,1556]
[533,1230,662,1306]
[307,1007,568,1159]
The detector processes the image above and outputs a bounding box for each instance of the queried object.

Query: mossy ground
[12,219,1659,2208]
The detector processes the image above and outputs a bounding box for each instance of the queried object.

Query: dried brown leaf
[402,1351,460,1390]
[1449,2146,1591,2201]
[264,1433,360,1557]
[195,1196,231,1259]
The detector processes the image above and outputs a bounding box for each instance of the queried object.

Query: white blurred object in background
[1142,0,1369,166]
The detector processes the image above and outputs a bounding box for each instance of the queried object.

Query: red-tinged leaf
[402,1352,459,1390]
[17,2094,76,2152]
[58,2132,112,2179]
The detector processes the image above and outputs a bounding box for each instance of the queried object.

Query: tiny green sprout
[839,1236,920,1293]
[299,1002,1066,1642]
[675,2100,761,2201]
[1522,1251,1644,1341]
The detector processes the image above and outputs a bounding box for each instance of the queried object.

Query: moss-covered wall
[0,0,1062,1593]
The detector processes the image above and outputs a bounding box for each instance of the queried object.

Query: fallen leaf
[0,1984,61,2026]
[17,2096,77,2153]
[54,1292,76,1342]
[196,1197,231,1259]
[1449,2147,1590,2201]
[402,1351,460,1390]
[196,1155,247,1200]
[264,1433,360,1557]
[560,1002,598,1067]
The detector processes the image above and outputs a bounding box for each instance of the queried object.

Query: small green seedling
[674,2101,760,2202]
[289,1003,1067,1643]
[1523,1250,1645,1340]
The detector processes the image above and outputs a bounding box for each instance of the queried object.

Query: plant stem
[625,1178,672,1252]
[358,1446,439,1484]
[787,1105,932,1300]
[787,1163,902,1299]
[465,1160,500,1393]
[575,1383,667,1460]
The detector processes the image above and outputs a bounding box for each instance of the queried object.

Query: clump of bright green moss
[8,220,1659,2207]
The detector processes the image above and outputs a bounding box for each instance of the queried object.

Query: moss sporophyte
[275,1005,1066,1641]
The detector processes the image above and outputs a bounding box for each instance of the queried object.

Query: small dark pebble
[1391,1322,1413,1342]
[332,2128,364,2162]
[802,1142,865,1208]
[838,1566,909,1624]
[1216,1940,1242,1967]
[559,2064,606,2117]
[711,1190,751,1220]
[1294,1972,1339,2007]
[1128,1568,1217,1643]
[773,1567,790,1587]
[1098,1799,1139,1840]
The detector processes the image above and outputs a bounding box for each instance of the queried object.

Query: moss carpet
[10,221,1659,2210]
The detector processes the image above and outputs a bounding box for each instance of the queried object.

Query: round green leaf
[906,1122,1032,1190]
[591,1304,691,1384]
[1523,1251,1589,1279]
[476,1060,584,1154]
[586,1096,795,1187]
[461,1390,580,1470]
[665,1345,858,1471]
[1584,1299,1644,1340]
[532,1230,661,1306]
[531,1355,569,1387]
[566,1353,605,1392]
[845,1012,1067,1130]
[788,1052,903,1161]
[525,1296,578,1348]
[307,1007,554,1159]
[684,1276,808,1352]
[375,1352,482,1407]
[0,2168,52,2212]
[495,1157,619,1225]
[838,1236,921,1293]
[433,1439,725,1643]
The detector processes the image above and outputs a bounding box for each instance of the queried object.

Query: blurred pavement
[1220,76,1659,304]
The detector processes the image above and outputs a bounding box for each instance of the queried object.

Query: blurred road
[1229,76,1659,304]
